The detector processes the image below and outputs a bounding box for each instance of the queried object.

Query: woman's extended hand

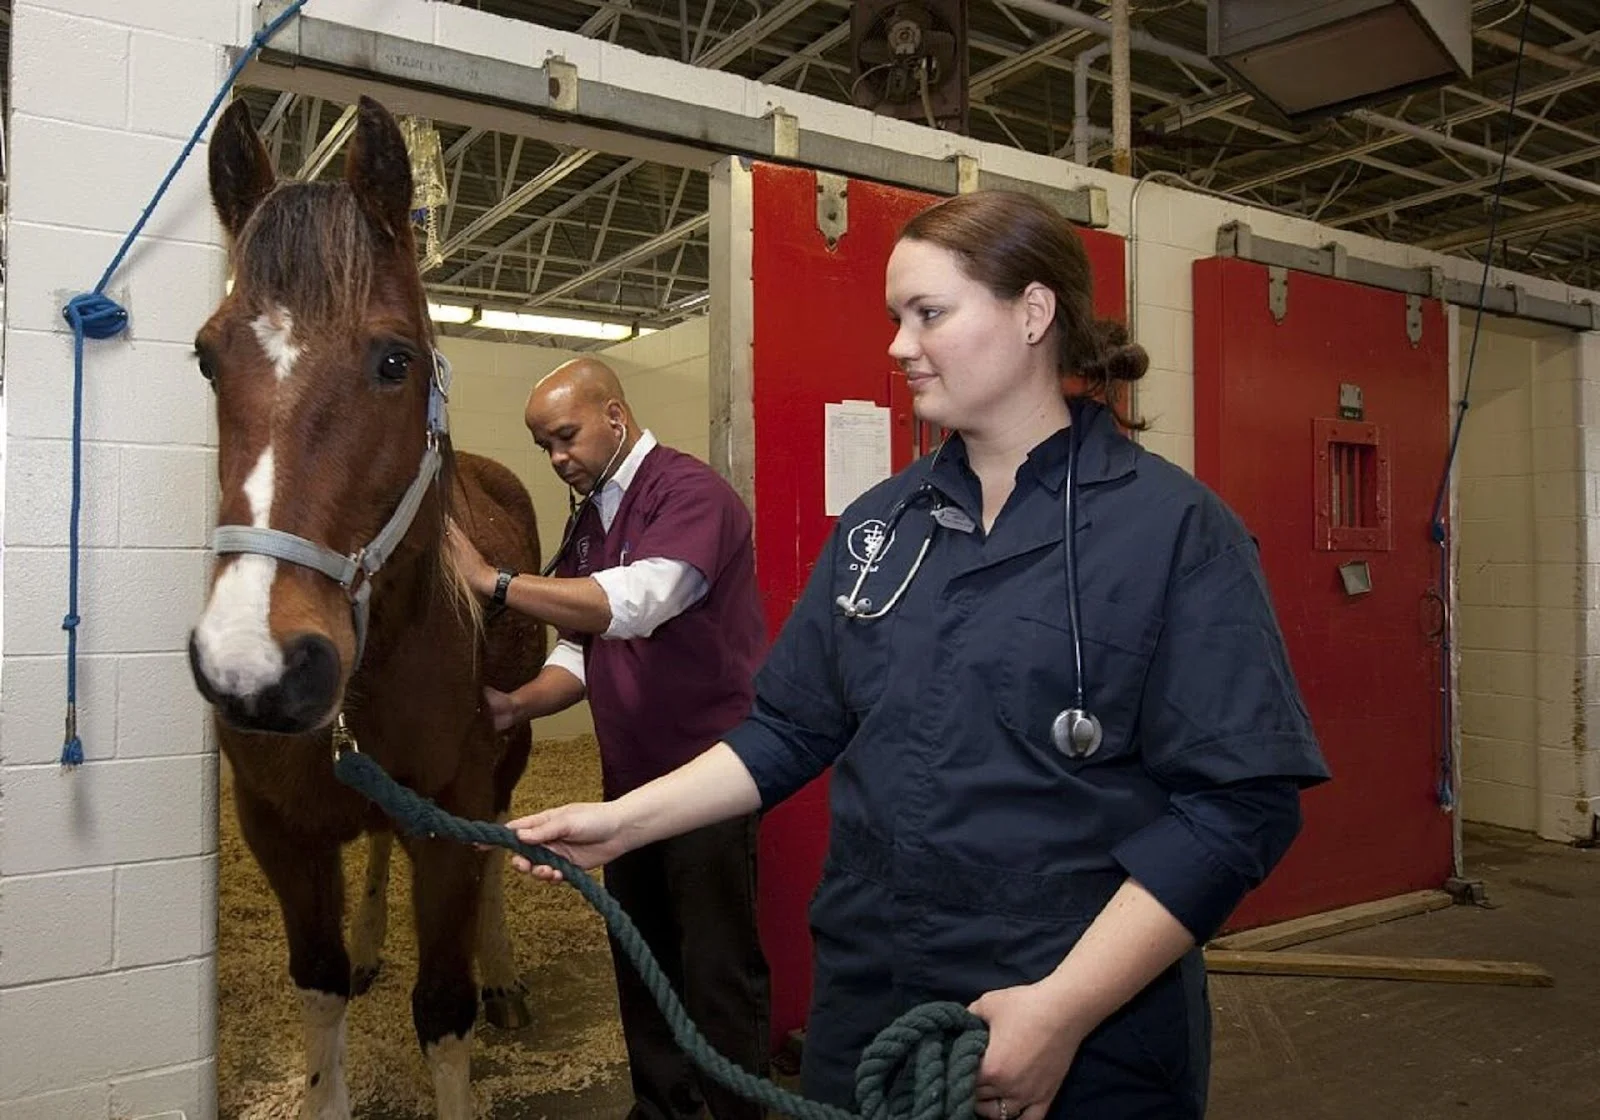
[968,981,1085,1120]
[504,802,628,881]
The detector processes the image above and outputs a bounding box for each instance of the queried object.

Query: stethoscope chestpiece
[1051,708,1103,759]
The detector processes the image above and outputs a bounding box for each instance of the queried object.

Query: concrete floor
[485,822,1597,1120]
[1208,824,1598,1120]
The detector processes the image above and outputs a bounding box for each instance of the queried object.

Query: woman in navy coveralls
[508,190,1331,1118]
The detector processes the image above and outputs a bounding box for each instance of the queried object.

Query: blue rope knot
[62,292,130,340]
[60,613,80,631]
[331,747,991,1120]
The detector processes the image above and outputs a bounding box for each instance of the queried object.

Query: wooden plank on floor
[1204,949,1555,987]
[1208,889,1454,952]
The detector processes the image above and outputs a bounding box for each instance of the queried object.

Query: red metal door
[1193,257,1452,931]
[745,161,1126,1046]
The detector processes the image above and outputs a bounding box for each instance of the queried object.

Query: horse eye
[377,350,412,383]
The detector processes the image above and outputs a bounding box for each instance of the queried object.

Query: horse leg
[234,784,352,1120]
[480,723,533,1030]
[477,821,533,1030]
[349,830,393,995]
[407,834,485,1120]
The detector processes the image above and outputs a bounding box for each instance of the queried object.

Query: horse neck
[356,485,465,668]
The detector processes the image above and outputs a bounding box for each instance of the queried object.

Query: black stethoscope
[834,409,1104,759]
[539,422,630,577]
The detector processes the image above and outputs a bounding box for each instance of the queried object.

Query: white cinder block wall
[1453,318,1597,843]
[3,0,1599,1113]
[603,316,713,465]
[0,2,236,1118]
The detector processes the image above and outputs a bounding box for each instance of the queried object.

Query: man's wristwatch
[491,568,516,606]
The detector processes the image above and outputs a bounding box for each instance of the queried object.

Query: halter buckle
[342,548,372,602]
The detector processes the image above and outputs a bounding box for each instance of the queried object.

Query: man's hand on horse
[481,686,522,733]
[445,516,495,596]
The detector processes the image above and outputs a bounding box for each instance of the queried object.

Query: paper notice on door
[824,400,892,516]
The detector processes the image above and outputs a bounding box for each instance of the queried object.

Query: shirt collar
[928,400,1137,499]
[602,428,657,498]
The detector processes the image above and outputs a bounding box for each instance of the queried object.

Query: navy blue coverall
[723,401,1331,1118]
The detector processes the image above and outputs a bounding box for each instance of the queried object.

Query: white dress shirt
[543,430,709,689]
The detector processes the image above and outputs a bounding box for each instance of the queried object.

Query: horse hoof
[482,986,533,1030]
[351,961,382,996]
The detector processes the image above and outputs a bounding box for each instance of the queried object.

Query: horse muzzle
[189,629,342,736]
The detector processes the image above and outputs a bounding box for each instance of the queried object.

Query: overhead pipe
[1110,0,1132,174]
[1073,41,1110,166]
[1351,109,1600,200]
[996,0,1221,73]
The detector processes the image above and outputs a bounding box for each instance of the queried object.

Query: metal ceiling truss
[240,0,1600,346]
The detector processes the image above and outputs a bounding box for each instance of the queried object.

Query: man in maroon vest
[449,357,771,1120]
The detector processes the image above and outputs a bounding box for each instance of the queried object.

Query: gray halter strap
[210,350,453,669]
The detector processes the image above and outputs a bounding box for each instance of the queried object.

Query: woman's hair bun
[1081,319,1149,383]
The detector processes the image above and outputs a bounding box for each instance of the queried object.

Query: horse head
[189,95,450,735]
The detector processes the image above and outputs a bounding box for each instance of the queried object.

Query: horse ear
[209,98,276,239]
[345,95,414,242]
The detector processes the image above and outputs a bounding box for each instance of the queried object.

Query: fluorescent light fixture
[427,301,477,324]
[666,291,710,313]
[427,301,656,341]
[475,309,635,340]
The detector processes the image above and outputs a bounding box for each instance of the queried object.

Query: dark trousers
[604,812,772,1120]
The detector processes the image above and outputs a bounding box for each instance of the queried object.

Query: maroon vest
[558,444,766,797]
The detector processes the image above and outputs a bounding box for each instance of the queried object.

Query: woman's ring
[998,1100,1009,1120]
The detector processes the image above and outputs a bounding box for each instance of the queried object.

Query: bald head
[528,357,628,418]
[524,357,641,496]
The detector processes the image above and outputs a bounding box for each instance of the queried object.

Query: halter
[210,350,454,670]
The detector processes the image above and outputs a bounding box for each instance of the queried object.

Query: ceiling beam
[1414,200,1600,252]
[438,159,645,285]
[424,149,600,269]
[520,214,710,310]
[1331,142,1600,227]
[1222,70,1600,194]
[696,0,819,69]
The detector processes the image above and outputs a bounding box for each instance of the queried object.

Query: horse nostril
[273,632,342,729]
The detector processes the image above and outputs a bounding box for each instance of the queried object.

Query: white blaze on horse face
[252,305,302,380]
[193,447,285,698]
[298,989,351,1120]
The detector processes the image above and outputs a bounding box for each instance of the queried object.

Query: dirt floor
[219,740,1598,1119]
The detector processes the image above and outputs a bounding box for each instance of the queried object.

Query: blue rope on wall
[55,0,310,767]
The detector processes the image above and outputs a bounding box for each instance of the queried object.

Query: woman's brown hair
[898,189,1148,428]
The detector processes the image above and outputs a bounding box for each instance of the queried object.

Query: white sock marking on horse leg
[426,1031,475,1120]
[350,831,393,983]
[297,989,351,1120]
[252,306,302,381]
[475,817,522,997]
[194,446,283,699]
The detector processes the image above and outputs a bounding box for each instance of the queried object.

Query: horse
[188,94,547,1119]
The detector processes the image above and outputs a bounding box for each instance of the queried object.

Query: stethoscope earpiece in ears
[1051,707,1103,759]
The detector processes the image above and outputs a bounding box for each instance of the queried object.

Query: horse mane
[434,440,487,650]
[234,182,378,331]
[236,181,487,650]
